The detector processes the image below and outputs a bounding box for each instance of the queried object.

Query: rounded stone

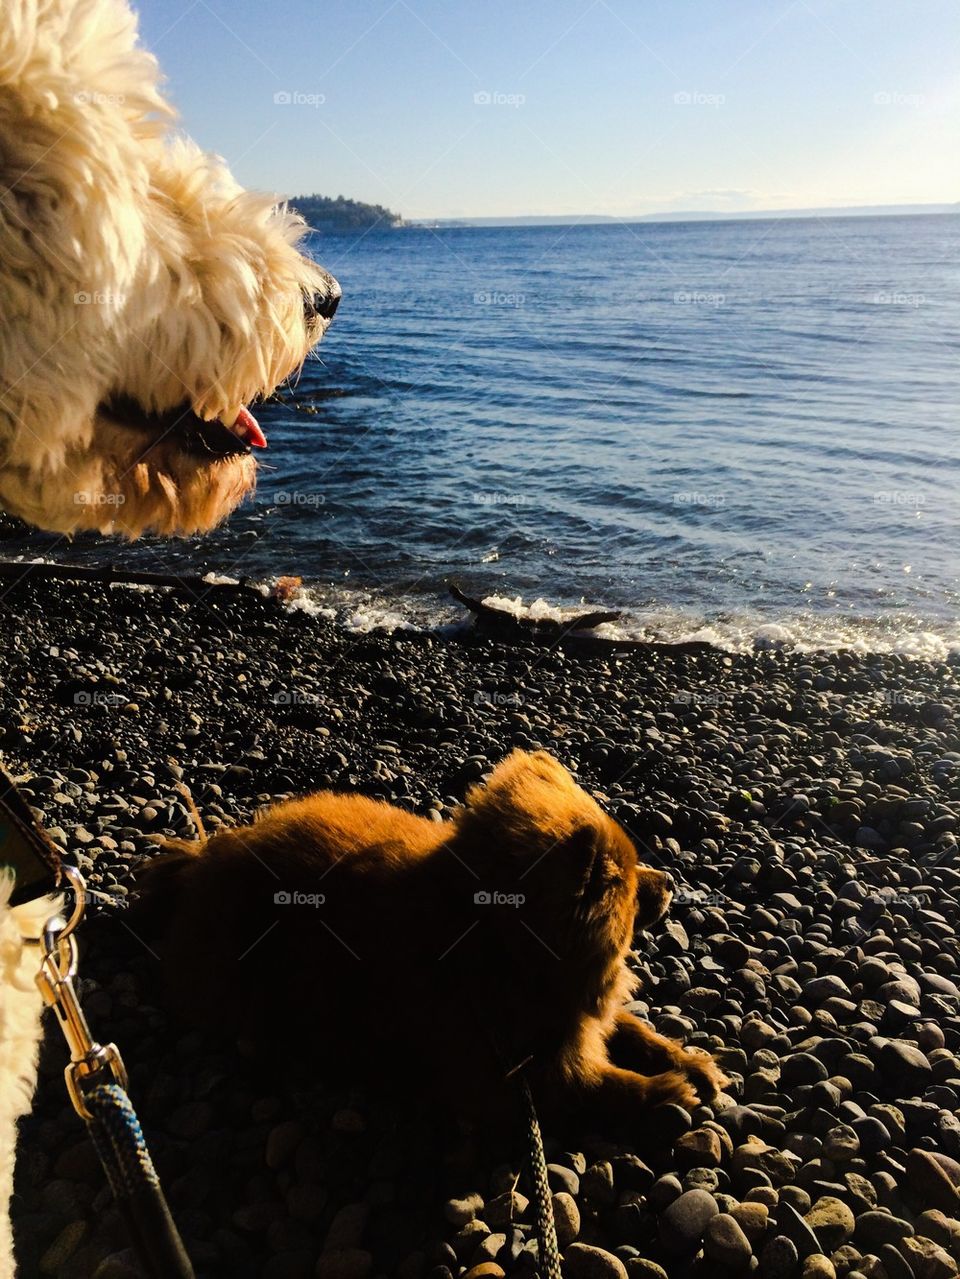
[730,1201,769,1242]
[625,1262,669,1279]
[822,1127,859,1162]
[675,1128,723,1169]
[659,1189,720,1256]
[804,1197,856,1251]
[800,1257,836,1279]
[703,1214,753,1270]
[760,1234,800,1279]
[853,1211,914,1249]
[552,1192,581,1249]
[905,1149,960,1213]
[900,1235,958,1279]
[562,1242,629,1279]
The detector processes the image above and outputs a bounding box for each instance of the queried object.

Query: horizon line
[397,200,958,227]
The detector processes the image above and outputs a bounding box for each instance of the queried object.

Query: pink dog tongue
[226,406,267,449]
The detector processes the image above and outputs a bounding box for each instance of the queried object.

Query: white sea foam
[287,595,337,621]
[481,594,583,623]
[268,584,960,656]
[7,554,959,657]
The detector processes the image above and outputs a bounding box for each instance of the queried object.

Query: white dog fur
[0,0,339,538]
[0,881,60,1279]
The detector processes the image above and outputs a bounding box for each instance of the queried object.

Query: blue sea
[12,213,960,653]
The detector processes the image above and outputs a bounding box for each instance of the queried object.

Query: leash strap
[85,1084,195,1279]
[35,874,195,1278]
[518,1075,562,1279]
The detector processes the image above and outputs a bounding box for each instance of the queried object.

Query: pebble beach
[6,570,960,1279]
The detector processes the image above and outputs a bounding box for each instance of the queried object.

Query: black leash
[2,764,194,1279]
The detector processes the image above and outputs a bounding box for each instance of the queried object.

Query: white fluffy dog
[0,0,340,539]
[0,0,339,1271]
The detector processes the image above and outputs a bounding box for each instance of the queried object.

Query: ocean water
[9,213,960,653]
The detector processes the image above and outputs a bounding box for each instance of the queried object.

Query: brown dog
[135,751,725,1137]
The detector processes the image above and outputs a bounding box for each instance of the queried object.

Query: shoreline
[6,571,960,1278]
[2,558,959,660]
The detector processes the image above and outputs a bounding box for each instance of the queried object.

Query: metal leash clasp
[35,866,128,1120]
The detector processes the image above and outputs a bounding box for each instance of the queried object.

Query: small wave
[270,581,960,658]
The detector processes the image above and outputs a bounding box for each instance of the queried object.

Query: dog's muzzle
[304,276,341,323]
[100,397,259,458]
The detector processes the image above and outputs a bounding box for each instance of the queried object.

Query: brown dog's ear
[462,751,610,860]
[501,814,606,862]
[560,820,600,860]
[464,750,578,810]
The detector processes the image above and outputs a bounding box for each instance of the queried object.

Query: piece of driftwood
[449,582,622,641]
[448,583,722,654]
[0,560,254,593]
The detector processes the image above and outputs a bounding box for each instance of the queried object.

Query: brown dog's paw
[678,1049,730,1101]
[639,1069,700,1111]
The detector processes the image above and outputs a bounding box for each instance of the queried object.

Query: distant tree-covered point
[290,194,403,232]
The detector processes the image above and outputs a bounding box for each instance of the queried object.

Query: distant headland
[289,196,957,234]
[406,201,959,229]
[290,194,403,232]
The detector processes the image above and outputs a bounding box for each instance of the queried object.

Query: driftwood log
[0,560,255,593]
[449,582,622,642]
[448,583,720,654]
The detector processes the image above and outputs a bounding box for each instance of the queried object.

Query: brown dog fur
[134,751,726,1139]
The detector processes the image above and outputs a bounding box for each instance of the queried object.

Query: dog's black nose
[306,280,341,322]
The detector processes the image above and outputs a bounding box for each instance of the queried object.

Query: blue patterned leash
[35,867,194,1279]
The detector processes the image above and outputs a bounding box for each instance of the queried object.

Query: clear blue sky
[137,0,958,220]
